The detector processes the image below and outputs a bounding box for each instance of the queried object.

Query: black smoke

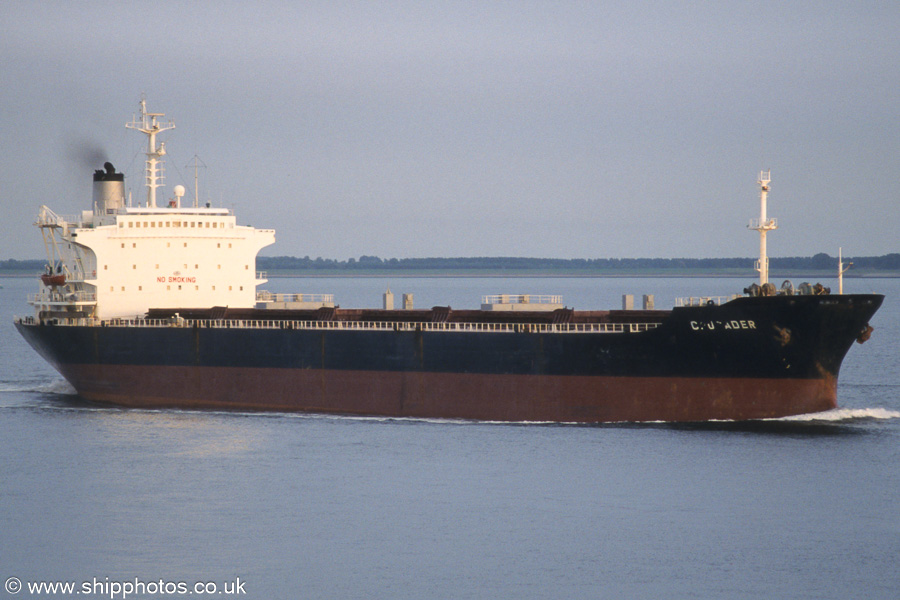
[66,138,108,172]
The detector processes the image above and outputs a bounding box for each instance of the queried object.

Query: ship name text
[690,320,756,331]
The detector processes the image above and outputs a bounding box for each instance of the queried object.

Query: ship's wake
[662,406,900,435]
[772,407,900,423]
[0,379,77,395]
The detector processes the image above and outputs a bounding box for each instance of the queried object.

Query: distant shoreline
[262,269,898,278]
[3,253,899,279]
[4,269,897,279]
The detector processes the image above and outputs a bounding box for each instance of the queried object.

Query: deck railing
[482,294,563,305]
[18,315,661,334]
[748,218,778,230]
[27,291,98,304]
[675,295,739,307]
[256,291,334,303]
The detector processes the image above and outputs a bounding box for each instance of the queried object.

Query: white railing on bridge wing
[256,271,267,280]
[675,295,741,307]
[256,291,335,304]
[38,317,660,334]
[27,291,98,304]
[482,294,563,305]
[36,206,98,229]
[37,206,69,227]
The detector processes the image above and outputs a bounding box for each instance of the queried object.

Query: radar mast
[126,97,175,208]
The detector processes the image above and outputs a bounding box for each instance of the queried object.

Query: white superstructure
[30,100,274,320]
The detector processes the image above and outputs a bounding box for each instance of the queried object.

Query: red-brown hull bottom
[59,364,837,423]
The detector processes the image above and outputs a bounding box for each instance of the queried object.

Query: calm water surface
[1,276,898,599]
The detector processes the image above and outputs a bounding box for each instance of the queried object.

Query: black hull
[16,294,882,422]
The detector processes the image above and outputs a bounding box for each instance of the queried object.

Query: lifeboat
[40,272,66,287]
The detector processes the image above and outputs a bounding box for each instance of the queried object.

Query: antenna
[748,170,777,285]
[186,155,207,208]
[125,96,175,208]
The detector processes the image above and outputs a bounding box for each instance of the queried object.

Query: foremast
[749,170,777,286]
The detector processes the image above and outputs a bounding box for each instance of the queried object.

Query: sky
[1,0,898,261]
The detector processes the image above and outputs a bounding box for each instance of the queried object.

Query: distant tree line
[0,259,45,272]
[253,253,900,272]
[3,254,900,273]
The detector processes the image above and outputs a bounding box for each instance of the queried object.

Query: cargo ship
[14,100,882,422]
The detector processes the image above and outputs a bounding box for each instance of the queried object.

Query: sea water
[1,276,898,600]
